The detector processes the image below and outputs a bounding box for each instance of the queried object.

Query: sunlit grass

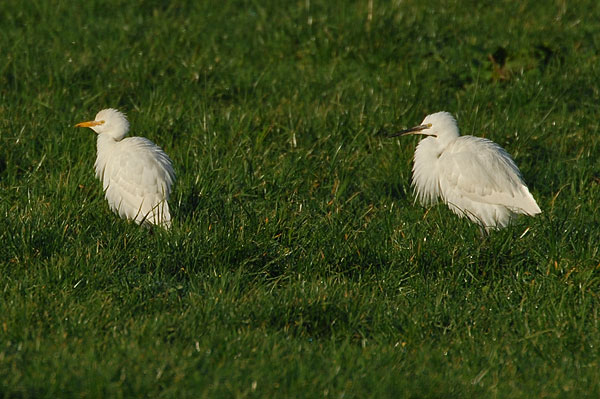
[1,0,599,397]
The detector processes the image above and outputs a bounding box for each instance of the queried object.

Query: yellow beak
[75,120,104,128]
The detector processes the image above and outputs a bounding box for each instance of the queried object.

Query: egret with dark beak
[389,111,540,232]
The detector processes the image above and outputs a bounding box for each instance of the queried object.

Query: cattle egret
[76,108,175,228]
[389,111,541,232]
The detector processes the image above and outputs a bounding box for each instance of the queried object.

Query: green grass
[1,0,600,397]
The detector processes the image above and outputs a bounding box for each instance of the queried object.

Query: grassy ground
[1,0,599,397]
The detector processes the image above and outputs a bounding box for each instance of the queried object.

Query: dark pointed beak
[387,123,433,137]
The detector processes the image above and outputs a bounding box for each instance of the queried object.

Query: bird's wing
[102,137,176,225]
[439,136,540,215]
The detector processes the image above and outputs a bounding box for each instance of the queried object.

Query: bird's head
[388,111,460,144]
[75,108,130,140]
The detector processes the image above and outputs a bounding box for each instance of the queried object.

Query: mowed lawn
[1,0,599,397]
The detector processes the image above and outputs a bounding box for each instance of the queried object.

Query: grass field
[1,0,600,397]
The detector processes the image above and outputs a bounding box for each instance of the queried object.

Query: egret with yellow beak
[76,108,175,228]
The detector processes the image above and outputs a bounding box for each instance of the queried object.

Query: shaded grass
[1,0,600,397]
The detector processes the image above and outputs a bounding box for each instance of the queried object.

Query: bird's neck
[412,137,446,206]
[94,134,120,181]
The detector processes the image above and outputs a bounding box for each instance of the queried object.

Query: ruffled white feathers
[406,112,540,231]
[77,108,175,228]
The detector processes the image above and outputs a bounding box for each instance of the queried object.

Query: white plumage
[391,111,541,231]
[76,108,175,228]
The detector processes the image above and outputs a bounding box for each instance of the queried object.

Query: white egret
[389,111,541,231]
[76,108,175,228]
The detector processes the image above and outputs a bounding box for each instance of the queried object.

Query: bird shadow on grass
[519,141,554,196]
[174,184,200,214]
[173,183,219,222]
[376,181,410,203]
